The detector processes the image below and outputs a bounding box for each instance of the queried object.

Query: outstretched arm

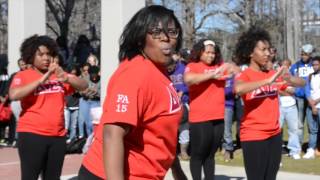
[234,67,285,96]
[55,66,88,91]
[9,65,55,101]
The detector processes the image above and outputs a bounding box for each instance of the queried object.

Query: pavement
[1,146,320,180]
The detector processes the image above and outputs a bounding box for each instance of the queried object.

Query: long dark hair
[189,39,222,65]
[118,5,182,62]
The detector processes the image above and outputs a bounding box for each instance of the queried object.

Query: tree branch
[46,0,62,25]
[46,22,59,36]
[195,12,217,30]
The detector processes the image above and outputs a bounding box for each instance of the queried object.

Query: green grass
[215,121,320,175]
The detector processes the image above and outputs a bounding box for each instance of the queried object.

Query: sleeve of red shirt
[100,74,144,128]
[235,70,249,82]
[185,63,197,73]
[10,72,24,88]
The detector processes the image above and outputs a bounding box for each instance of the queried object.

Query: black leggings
[78,165,103,180]
[18,132,66,180]
[189,120,224,180]
[241,133,282,180]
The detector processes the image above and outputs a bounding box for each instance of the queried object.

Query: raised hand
[268,66,286,85]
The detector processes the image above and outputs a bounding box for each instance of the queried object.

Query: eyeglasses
[148,28,179,39]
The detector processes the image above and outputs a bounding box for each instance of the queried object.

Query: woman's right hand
[268,66,286,85]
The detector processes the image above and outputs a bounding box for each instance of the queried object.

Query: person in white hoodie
[304,56,320,159]
[278,59,302,159]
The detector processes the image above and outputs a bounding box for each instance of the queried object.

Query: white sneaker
[303,148,315,159]
[291,154,301,160]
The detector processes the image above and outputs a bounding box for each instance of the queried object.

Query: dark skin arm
[103,123,130,180]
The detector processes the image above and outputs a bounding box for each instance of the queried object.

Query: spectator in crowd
[17,58,28,71]
[73,34,93,67]
[9,35,88,180]
[167,54,189,180]
[78,64,101,140]
[78,5,183,180]
[184,39,236,180]
[5,58,29,147]
[0,54,15,146]
[64,65,82,143]
[278,59,302,159]
[290,44,314,144]
[78,63,92,139]
[222,73,239,162]
[269,47,280,70]
[234,26,305,180]
[167,52,190,160]
[303,56,320,159]
[87,53,99,66]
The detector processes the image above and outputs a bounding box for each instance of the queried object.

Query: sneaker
[303,148,315,159]
[291,154,301,160]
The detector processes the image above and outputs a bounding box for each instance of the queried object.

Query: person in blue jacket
[289,44,314,144]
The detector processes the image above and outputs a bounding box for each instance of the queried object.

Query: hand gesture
[268,66,286,85]
[55,66,68,83]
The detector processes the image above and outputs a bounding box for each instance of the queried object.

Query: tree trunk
[244,0,255,29]
[181,0,195,48]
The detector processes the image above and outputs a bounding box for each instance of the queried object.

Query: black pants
[189,120,224,180]
[18,132,66,180]
[78,165,103,180]
[241,133,282,180]
[0,115,16,143]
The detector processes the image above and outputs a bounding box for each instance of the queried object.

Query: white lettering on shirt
[34,81,65,95]
[297,66,314,77]
[250,84,278,99]
[167,84,181,113]
[116,94,129,112]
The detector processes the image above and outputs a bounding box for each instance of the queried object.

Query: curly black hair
[189,39,222,65]
[234,26,271,65]
[20,34,58,65]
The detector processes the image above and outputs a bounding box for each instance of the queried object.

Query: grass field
[215,121,320,175]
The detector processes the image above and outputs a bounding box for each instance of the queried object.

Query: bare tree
[46,0,76,44]
[280,0,302,61]
[0,0,7,54]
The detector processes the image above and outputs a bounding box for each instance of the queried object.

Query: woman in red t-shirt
[234,27,305,180]
[9,35,88,180]
[78,5,184,180]
[184,39,236,180]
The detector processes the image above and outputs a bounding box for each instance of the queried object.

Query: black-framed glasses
[148,28,179,39]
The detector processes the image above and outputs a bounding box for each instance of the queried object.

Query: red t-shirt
[185,62,225,123]
[82,55,182,180]
[10,69,74,136]
[236,68,285,141]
